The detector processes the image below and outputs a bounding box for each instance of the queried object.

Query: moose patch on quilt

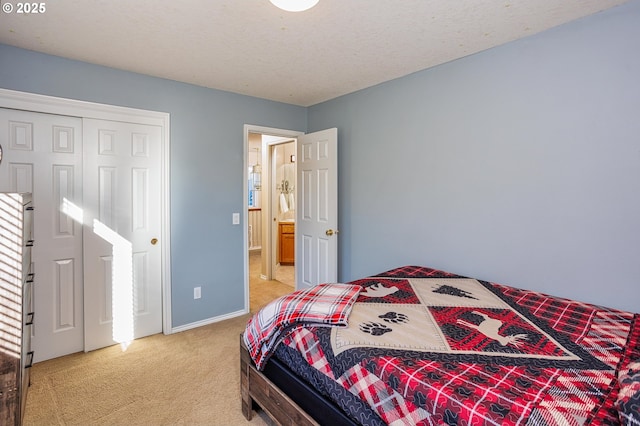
[330,277,606,370]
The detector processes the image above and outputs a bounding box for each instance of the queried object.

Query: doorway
[244,125,303,312]
[243,126,339,309]
[271,140,296,287]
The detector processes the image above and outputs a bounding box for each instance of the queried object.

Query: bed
[240,265,640,425]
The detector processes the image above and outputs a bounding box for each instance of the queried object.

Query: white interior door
[82,118,163,351]
[0,108,84,362]
[296,128,338,288]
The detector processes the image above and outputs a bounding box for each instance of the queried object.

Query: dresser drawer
[23,277,34,324]
[23,205,34,247]
[21,246,32,279]
[21,325,33,371]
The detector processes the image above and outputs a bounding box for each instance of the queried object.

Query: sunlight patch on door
[62,198,135,351]
[61,198,84,224]
[92,220,134,350]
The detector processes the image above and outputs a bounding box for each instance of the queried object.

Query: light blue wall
[0,44,307,327]
[2,0,639,324]
[309,1,640,313]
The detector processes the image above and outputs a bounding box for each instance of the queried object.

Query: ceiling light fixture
[269,0,319,12]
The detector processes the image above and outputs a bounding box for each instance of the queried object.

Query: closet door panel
[0,108,84,362]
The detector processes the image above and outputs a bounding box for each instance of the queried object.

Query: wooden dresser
[278,222,295,265]
[0,193,34,425]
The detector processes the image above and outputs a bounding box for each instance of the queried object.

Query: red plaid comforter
[243,283,361,370]
[270,266,640,425]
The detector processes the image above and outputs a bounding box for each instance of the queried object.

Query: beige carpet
[273,263,295,288]
[249,250,294,310]
[250,249,295,289]
[24,252,293,426]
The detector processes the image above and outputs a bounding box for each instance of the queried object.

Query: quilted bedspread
[273,266,640,425]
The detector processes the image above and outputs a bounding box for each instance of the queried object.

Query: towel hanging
[279,193,289,213]
[288,193,295,211]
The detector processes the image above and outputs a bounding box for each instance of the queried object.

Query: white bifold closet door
[0,108,84,362]
[82,118,163,352]
[0,108,162,361]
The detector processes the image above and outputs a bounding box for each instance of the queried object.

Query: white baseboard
[168,309,248,334]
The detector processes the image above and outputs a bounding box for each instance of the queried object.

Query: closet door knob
[325,229,339,236]
[151,238,158,245]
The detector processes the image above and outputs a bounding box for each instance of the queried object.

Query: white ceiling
[0,0,629,106]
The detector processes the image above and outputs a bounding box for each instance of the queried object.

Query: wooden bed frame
[240,335,358,426]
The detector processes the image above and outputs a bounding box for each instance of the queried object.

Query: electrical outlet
[194,286,201,299]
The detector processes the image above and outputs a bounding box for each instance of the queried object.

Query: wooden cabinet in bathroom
[278,222,295,265]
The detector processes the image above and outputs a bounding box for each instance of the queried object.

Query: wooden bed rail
[240,335,319,426]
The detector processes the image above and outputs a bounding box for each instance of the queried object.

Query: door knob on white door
[151,238,158,245]
[325,229,339,236]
